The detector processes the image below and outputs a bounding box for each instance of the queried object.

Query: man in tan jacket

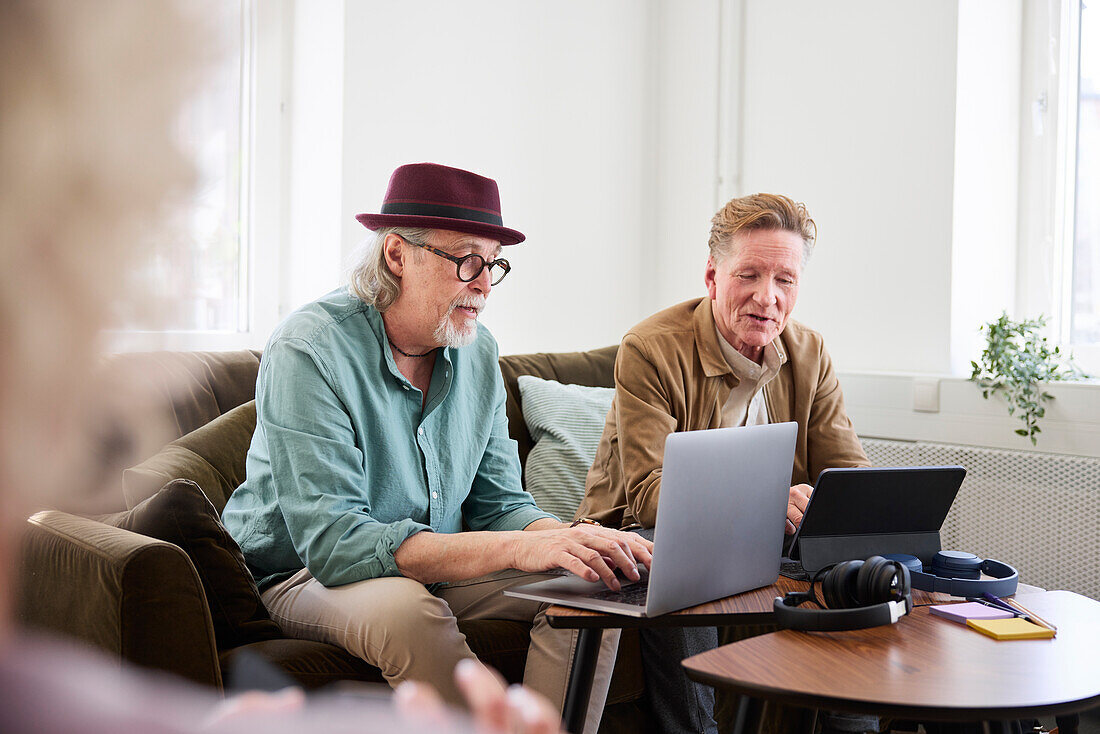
[575,193,870,734]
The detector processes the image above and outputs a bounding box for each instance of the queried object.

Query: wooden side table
[683,590,1100,732]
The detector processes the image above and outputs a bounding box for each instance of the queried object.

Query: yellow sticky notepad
[966,617,1055,640]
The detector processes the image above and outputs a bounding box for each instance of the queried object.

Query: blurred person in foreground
[0,2,564,733]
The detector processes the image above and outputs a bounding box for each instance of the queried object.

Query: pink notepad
[930,602,1015,624]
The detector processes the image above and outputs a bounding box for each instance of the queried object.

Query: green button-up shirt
[222,289,556,589]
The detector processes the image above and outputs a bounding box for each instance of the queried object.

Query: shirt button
[417,427,424,436]
[431,491,438,499]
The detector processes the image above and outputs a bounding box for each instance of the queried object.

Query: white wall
[338,0,653,354]
[733,0,961,375]
[264,0,1099,455]
[291,0,1010,374]
[951,0,1021,376]
[285,1,345,314]
[648,0,724,311]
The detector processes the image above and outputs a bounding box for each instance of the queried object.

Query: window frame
[108,0,286,353]
[1018,0,1100,376]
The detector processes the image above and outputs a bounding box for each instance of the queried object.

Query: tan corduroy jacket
[576,297,869,529]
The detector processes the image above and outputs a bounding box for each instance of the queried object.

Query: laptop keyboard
[585,579,650,606]
[779,559,811,581]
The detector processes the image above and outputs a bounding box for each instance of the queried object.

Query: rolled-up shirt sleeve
[259,337,428,585]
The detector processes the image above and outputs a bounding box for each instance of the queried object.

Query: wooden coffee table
[682,590,1100,732]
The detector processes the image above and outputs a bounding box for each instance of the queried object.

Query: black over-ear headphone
[773,555,913,632]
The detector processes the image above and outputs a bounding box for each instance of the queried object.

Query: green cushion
[124,400,256,513]
[517,375,615,520]
[498,346,618,475]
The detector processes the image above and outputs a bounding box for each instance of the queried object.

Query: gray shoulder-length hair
[346,226,433,312]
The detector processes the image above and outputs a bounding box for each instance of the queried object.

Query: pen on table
[980,593,1059,634]
[967,597,1022,616]
[1001,597,1058,634]
[978,593,1021,615]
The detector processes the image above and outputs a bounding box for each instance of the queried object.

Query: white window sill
[106,330,269,354]
[840,371,1100,458]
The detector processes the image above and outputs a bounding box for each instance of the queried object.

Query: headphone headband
[907,555,1019,597]
[773,596,907,632]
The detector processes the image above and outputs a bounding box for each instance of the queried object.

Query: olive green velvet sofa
[16,346,646,730]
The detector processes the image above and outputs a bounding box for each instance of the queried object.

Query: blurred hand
[395,659,564,734]
[510,525,653,591]
[205,687,306,726]
[786,483,813,535]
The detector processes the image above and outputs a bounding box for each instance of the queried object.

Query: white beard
[434,294,486,348]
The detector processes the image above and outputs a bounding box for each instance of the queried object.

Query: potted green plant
[969,312,1087,445]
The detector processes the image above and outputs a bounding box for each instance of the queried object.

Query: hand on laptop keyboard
[587,579,650,605]
[508,521,654,591]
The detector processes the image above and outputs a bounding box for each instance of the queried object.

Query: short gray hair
[347,226,433,312]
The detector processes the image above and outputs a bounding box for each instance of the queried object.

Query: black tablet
[788,465,966,573]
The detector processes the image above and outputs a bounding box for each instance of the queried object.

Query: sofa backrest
[498,346,618,474]
[119,345,619,510]
[106,349,261,442]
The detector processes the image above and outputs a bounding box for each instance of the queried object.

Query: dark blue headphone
[882,551,1018,598]
[773,556,913,632]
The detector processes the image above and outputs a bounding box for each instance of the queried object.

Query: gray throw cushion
[517,375,615,520]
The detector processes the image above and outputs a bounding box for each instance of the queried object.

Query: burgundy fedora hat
[356,162,525,245]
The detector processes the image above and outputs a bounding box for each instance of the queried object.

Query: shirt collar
[362,303,455,383]
[715,325,786,386]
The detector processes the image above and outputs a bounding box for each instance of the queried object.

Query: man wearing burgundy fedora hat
[222,163,652,733]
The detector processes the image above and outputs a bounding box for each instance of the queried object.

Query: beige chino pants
[262,569,620,734]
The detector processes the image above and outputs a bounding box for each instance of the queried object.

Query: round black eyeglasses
[395,233,511,286]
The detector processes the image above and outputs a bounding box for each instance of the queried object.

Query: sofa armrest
[17,510,223,689]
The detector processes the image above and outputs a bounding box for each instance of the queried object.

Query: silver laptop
[504,422,797,617]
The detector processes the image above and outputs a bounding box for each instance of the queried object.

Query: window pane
[1073,0,1100,344]
[125,3,247,333]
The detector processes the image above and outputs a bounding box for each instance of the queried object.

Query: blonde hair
[708,193,817,267]
[347,226,433,312]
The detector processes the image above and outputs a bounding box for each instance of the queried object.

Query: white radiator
[860,438,1100,601]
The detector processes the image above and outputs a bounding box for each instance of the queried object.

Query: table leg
[730,694,764,734]
[562,628,604,734]
[1055,714,1080,734]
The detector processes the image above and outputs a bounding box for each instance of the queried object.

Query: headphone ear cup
[855,555,884,604]
[865,557,912,606]
[820,563,841,608]
[823,560,863,609]
[857,555,898,604]
[893,562,912,600]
